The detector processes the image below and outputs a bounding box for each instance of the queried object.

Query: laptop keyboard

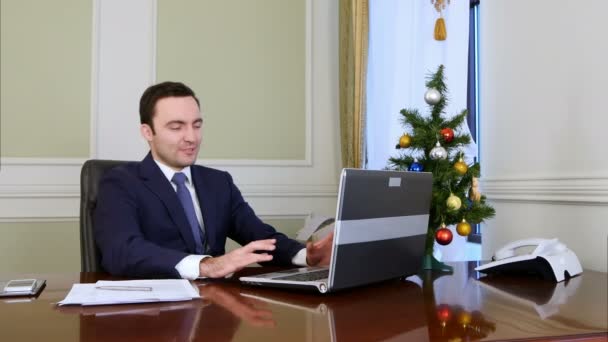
[274,269,329,282]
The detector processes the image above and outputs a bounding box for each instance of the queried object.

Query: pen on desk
[95,286,153,292]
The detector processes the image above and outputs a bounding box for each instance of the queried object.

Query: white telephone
[475,238,582,282]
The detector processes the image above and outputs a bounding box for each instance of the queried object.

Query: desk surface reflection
[1,262,606,341]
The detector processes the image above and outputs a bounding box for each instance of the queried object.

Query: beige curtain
[339,0,369,169]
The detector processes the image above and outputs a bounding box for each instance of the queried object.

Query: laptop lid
[328,168,432,291]
[239,168,432,293]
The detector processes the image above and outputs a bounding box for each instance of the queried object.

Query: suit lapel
[191,166,216,252]
[138,153,198,254]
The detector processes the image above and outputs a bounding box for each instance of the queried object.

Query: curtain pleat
[339,0,368,169]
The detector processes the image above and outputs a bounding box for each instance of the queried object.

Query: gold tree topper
[431,0,449,40]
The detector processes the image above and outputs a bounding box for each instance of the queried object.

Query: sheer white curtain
[366,0,475,171]
[366,0,475,261]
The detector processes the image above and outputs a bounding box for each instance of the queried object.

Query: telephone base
[477,257,558,281]
[475,238,583,282]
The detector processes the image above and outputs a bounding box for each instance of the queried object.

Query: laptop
[239,168,433,293]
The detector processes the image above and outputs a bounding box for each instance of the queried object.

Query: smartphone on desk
[0,279,46,297]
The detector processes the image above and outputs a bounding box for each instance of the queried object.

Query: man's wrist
[198,256,214,278]
[175,254,207,280]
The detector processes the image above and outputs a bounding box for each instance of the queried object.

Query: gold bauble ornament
[398,134,412,148]
[446,193,462,211]
[454,158,468,175]
[458,311,472,326]
[456,218,472,236]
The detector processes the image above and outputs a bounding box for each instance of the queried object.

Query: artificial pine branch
[426,65,448,120]
[443,109,467,128]
[426,65,448,92]
[400,108,424,126]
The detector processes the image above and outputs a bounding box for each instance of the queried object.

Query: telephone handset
[476,238,582,282]
[493,238,566,261]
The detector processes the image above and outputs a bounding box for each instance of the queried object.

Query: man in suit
[94,81,333,278]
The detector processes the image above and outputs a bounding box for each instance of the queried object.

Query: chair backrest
[79,159,130,272]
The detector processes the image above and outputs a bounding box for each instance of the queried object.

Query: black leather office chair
[79,159,129,272]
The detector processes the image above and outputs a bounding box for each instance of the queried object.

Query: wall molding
[0,185,79,198]
[0,160,338,221]
[1,158,86,166]
[482,175,608,204]
[0,183,336,199]
[89,0,102,158]
[0,217,79,224]
[0,156,315,167]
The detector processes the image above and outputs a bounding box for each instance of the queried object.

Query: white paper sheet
[58,279,200,306]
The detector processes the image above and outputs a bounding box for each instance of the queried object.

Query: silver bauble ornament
[424,88,441,105]
[429,141,448,160]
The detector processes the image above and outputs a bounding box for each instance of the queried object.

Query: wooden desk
[1,262,606,341]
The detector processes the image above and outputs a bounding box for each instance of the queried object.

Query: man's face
[140,96,202,170]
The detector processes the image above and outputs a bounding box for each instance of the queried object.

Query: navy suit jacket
[94,153,304,278]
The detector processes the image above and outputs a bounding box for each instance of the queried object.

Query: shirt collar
[154,159,193,184]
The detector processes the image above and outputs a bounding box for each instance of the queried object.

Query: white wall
[479,0,608,272]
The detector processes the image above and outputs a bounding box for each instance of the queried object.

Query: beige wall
[0,221,80,273]
[0,0,307,160]
[157,0,307,160]
[0,0,340,274]
[0,0,91,158]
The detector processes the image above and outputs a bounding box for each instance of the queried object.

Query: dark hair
[139,81,200,133]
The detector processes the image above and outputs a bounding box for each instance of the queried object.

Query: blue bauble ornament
[465,198,473,210]
[409,159,424,172]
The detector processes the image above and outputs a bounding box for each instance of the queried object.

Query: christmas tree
[389,65,495,271]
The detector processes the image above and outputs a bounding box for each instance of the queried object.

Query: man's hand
[306,231,334,266]
[199,239,276,278]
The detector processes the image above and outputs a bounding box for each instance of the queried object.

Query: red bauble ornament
[440,128,454,143]
[435,227,453,245]
[436,304,451,322]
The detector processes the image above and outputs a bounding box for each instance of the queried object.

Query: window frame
[467,0,482,244]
